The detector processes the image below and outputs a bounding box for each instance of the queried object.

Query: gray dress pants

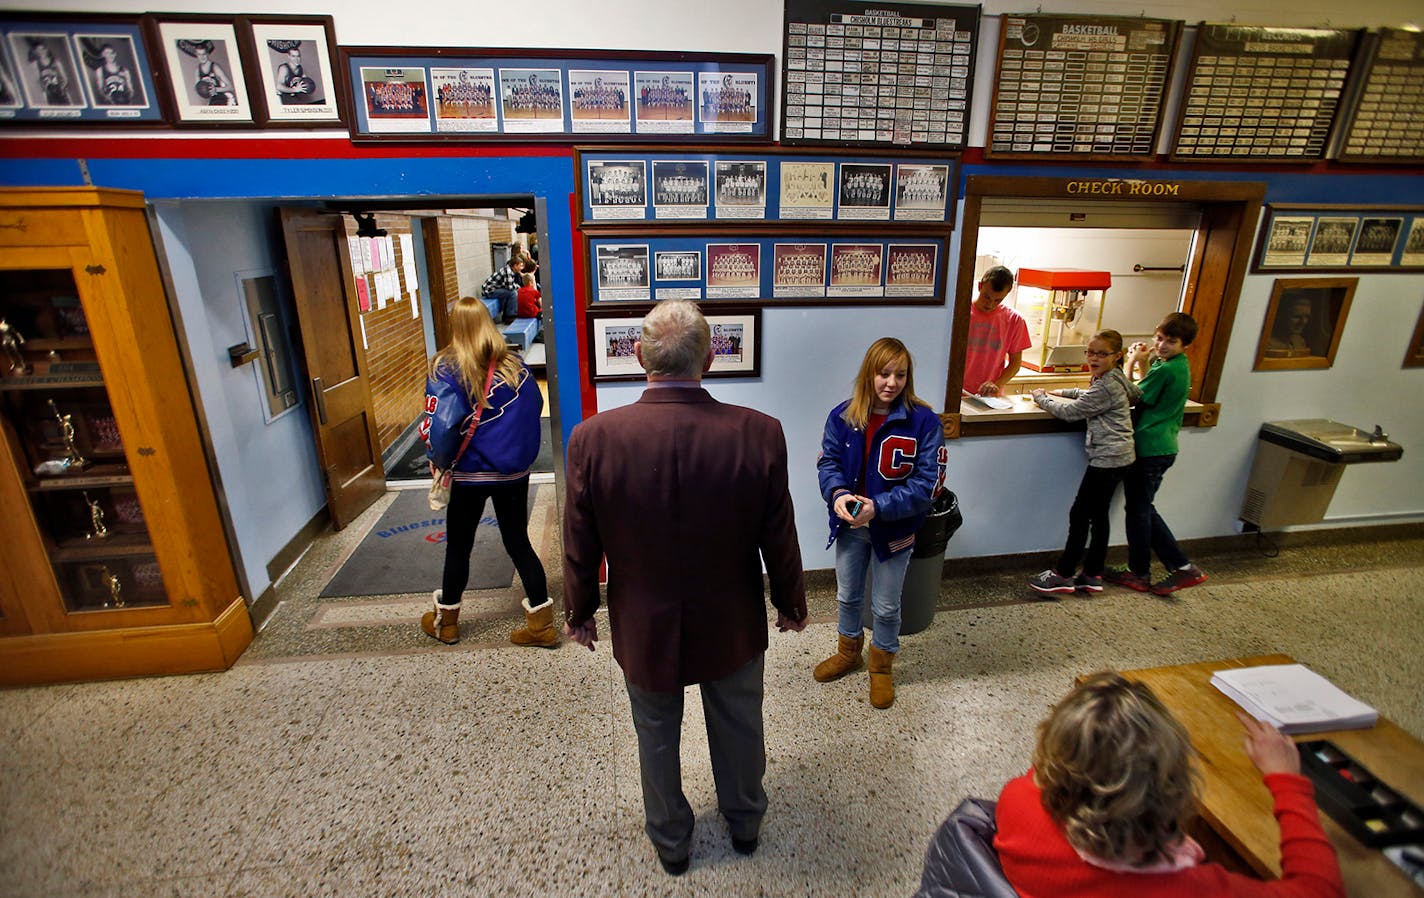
[623,653,767,862]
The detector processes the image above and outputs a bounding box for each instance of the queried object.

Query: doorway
[276,195,564,530]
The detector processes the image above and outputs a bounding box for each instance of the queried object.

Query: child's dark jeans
[1124,453,1189,576]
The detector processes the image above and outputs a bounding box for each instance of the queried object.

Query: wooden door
[278,209,385,530]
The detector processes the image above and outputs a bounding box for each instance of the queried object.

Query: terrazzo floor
[2,496,1421,897]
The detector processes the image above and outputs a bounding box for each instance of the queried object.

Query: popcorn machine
[1015,268,1111,373]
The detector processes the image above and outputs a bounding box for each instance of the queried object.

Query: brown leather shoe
[510,597,560,648]
[868,644,896,709]
[813,633,865,682]
[420,590,461,645]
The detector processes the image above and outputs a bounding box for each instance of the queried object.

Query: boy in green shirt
[1105,312,1208,596]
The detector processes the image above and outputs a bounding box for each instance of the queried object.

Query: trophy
[0,318,31,375]
[83,491,108,540]
[47,399,89,470]
[101,565,125,608]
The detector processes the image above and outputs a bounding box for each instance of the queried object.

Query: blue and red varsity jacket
[421,360,542,483]
[817,397,946,560]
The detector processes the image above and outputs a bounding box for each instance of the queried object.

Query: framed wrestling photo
[587,306,761,381]
[237,14,343,127]
[0,13,166,124]
[146,14,256,126]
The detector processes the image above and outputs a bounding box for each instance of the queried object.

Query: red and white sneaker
[1151,565,1208,596]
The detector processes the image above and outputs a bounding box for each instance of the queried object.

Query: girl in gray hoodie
[1028,329,1140,596]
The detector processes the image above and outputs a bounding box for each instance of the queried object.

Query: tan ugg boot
[420,589,461,645]
[868,645,896,709]
[813,633,865,682]
[510,597,560,648]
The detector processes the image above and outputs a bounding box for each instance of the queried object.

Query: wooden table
[1119,654,1424,896]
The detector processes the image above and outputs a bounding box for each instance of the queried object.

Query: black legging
[441,477,548,605]
[1055,463,1129,579]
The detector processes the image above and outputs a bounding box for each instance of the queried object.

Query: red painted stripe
[0,136,574,160]
[569,192,598,420]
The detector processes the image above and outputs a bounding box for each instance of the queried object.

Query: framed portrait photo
[148,15,254,126]
[1253,277,1357,372]
[239,15,342,127]
[587,307,760,381]
[0,14,165,124]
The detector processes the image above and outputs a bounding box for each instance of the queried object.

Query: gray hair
[640,300,711,378]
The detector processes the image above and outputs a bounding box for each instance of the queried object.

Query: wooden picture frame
[338,46,773,143]
[1404,301,1424,369]
[146,14,256,126]
[1253,277,1356,371]
[237,14,343,127]
[0,13,166,124]
[587,306,761,381]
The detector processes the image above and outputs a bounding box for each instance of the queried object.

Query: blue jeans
[834,526,913,653]
[1124,454,1189,576]
[485,288,517,322]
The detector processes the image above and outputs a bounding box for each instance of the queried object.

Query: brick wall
[452,215,493,299]
[343,213,427,453]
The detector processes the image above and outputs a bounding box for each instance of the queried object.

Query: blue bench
[481,297,502,321]
[502,317,540,351]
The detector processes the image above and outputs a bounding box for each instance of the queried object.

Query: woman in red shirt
[994,672,1344,898]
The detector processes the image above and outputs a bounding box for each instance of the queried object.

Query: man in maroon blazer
[562,300,807,876]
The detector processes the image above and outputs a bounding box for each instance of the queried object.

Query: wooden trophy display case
[0,187,253,685]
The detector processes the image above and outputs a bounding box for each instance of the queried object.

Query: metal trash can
[863,491,962,636]
[1240,420,1402,530]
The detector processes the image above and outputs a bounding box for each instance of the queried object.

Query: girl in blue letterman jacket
[814,338,945,709]
[417,297,550,648]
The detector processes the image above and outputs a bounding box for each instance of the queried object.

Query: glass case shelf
[1,266,159,617]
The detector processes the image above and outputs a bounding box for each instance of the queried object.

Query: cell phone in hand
[846,498,864,518]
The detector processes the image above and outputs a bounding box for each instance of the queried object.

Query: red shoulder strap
[451,359,498,465]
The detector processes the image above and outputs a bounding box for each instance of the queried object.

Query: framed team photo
[588,313,647,379]
[838,162,893,221]
[653,251,703,301]
[779,161,836,219]
[240,15,343,126]
[568,68,630,133]
[593,244,651,302]
[828,242,885,297]
[1349,217,1403,267]
[1305,217,1358,268]
[588,307,760,380]
[633,70,693,134]
[340,48,770,143]
[430,66,496,132]
[359,65,430,133]
[707,311,760,375]
[149,16,254,125]
[697,70,758,133]
[498,67,564,133]
[885,244,939,297]
[772,243,827,298]
[651,160,709,219]
[0,14,165,123]
[706,244,761,299]
[586,159,647,220]
[893,164,950,221]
